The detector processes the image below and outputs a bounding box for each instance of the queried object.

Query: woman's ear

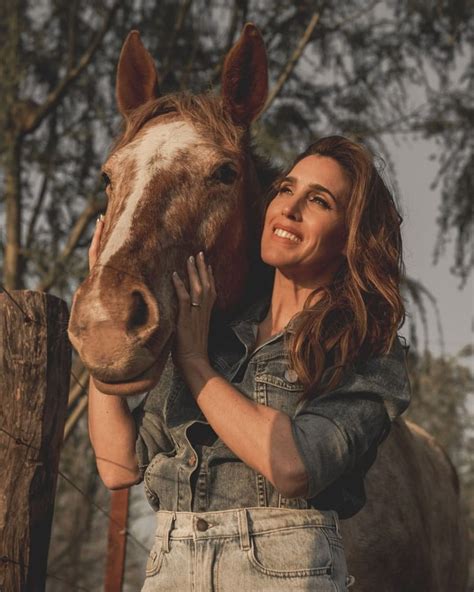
[116,30,160,118]
[221,23,268,126]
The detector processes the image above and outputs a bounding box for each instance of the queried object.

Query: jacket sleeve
[132,358,175,481]
[291,335,411,499]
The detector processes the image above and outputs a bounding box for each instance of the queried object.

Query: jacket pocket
[143,447,178,511]
[255,359,304,415]
[246,525,333,577]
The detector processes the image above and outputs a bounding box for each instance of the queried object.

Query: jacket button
[284,368,298,383]
[196,518,209,531]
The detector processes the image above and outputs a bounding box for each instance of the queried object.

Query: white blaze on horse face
[98,121,205,266]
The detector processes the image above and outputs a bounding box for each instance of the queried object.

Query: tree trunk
[0,291,71,591]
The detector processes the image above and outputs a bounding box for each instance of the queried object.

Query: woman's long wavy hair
[270,136,406,400]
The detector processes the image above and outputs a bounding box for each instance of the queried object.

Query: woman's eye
[309,195,330,209]
[101,172,111,189]
[278,185,292,195]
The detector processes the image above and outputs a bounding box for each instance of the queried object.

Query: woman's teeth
[273,228,301,243]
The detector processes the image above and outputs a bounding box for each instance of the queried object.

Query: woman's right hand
[89,215,104,270]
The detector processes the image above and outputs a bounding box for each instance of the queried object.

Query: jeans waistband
[154,507,340,555]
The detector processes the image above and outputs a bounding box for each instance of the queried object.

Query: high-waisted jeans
[140,507,355,591]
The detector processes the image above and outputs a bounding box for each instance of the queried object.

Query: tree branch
[25,116,57,250]
[36,198,104,292]
[64,395,88,442]
[258,12,320,118]
[21,2,119,136]
[25,173,49,251]
[210,0,245,85]
[69,365,89,408]
[66,0,80,72]
[161,0,194,83]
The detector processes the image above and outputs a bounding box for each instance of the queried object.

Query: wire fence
[0,284,151,591]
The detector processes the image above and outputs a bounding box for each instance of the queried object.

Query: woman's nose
[282,201,302,221]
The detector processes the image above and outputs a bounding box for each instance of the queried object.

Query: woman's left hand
[171,252,217,371]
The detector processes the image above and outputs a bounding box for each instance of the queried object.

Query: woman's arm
[180,357,309,498]
[88,378,141,489]
[86,216,140,489]
[172,253,309,498]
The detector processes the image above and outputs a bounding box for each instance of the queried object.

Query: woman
[88,136,411,591]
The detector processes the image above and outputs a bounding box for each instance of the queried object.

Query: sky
[388,135,473,365]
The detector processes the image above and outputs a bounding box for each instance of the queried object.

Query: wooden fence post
[0,291,71,592]
[104,489,130,592]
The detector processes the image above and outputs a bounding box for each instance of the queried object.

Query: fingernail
[198,251,204,259]
[189,255,194,263]
[99,214,105,222]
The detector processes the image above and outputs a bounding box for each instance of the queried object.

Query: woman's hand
[88,214,105,270]
[171,252,217,371]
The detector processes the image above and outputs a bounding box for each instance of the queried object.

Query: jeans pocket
[145,547,163,578]
[246,525,333,577]
[323,526,345,552]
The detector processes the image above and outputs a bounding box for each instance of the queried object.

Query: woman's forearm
[179,357,309,498]
[88,378,140,489]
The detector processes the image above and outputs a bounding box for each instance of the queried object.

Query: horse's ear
[221,23,268,126]
[116,31,160,117]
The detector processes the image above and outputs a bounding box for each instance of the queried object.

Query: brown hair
[273,135,406,400]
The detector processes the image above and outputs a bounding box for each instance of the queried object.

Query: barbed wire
[0,420,150,558]
[0,425,40,452]
[0,554,95,592]
[58,470,150,555]
[0,294,151,592]
[0,283,91,395]
[0,282,34,322]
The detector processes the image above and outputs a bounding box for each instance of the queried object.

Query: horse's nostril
[128,290,149,330]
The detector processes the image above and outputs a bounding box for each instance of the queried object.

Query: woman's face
[261,155,349,285]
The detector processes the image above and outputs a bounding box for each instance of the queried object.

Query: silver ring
[191,302,201,307]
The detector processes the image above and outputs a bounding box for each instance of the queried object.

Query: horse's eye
[213,163,238,185]
[101,172,111,189]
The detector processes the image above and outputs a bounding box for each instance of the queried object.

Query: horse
[68,24,469,591]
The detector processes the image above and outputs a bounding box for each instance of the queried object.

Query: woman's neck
[260,270,326,336]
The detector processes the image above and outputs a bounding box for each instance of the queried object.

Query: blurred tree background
[0,0,472,589]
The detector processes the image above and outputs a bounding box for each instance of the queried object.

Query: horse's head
[68,24,270,395]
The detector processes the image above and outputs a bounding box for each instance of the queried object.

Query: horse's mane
[112,93,242,155]
[110,91,279,317]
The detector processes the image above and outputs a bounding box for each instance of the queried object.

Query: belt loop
[161,512,176,554]
[238,509,251,551]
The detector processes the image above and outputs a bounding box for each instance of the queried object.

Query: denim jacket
[133,298,411,519]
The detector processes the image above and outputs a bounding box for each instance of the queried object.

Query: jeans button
[196,518,209,531]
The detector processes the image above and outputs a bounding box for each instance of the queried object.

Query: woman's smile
[272,224,303,243]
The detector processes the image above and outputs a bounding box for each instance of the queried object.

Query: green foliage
[0,0,472,293]
[1,4,471,586]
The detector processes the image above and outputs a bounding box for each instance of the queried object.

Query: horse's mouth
[91,335,173,396]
